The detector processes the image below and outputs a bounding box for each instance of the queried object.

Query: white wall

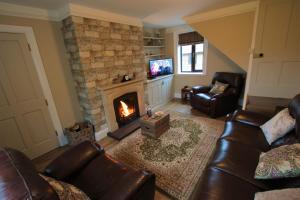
[165,25,245,98]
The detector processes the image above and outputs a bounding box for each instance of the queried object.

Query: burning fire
[120,101,134,117]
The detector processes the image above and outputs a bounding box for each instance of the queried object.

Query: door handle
[253,53,264,58]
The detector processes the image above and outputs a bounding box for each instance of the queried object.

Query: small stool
[181,86,192,101]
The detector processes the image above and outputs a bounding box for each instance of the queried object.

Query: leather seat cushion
[192,167,260,200]
[209,139,269,190]
[194,93,214,106]
[220,121,270,152]
[68,154,151,200]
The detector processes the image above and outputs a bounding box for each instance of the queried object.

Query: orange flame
[120,101,134,117]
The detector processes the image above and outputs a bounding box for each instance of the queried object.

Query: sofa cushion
[209,81,229,94]
[68,154,155,200]
[254,188,300,200]
[255,144,300,179]
[271,130,298,148]
[260,108,295,145]
[40,174,90,200]
[220,121,270,152]
[192,167,260,200]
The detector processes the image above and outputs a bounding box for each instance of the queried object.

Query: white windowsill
[176,72,206,76]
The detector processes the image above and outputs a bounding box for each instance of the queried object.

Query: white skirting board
[174,92,181,99]
[95,127,109,141]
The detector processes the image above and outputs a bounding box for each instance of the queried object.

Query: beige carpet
[107,111,224,200]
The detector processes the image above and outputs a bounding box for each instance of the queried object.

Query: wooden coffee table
[139,113,170,138]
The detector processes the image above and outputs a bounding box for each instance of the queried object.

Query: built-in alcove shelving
[143,28,166,59]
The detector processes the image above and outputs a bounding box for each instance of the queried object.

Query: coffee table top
[140,113,169,126]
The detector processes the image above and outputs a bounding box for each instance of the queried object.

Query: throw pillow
[40,174,90,200]
[260,108,295,145]
[209,81,229,94]
[255,188,300,200]
[254,143,300,179]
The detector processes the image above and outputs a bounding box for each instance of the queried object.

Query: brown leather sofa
[192,94,300,200]
[0,141,155,200]
[190,72,244,118]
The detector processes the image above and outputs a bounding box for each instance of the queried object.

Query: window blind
[178,31,204,45]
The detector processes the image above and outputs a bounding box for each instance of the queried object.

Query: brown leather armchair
[190,72,244,118]
[0,141,155,200]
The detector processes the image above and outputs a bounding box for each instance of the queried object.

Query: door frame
[0,24,65,146]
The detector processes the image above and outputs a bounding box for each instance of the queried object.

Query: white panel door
[249,0,300,98]
[0,33,58,159]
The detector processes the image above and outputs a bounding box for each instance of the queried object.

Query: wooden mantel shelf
[98,78,145,91]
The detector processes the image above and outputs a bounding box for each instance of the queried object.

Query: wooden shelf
[144,46,165,48]
[145,54,165,57]
[144,36,164,40]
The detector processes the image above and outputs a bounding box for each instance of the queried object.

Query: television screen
[149,58,173,77]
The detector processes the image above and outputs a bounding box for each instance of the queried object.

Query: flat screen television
[149,58,173,78]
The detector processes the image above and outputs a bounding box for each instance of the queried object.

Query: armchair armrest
[230,109,271,127]
[211,88,238,99]
[191,85,211,94]
[44,141,104,180]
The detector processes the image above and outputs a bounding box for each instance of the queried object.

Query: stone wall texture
[61,16,145,132]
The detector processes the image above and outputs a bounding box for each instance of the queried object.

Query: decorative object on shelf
[64,122,95,145]
[155,30,161,38]
[143,36,164,47]
[121,74,131,82]
[157,39,162,46]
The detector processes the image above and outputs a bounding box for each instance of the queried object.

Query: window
[178,31,205,74]
[180,43,204,72]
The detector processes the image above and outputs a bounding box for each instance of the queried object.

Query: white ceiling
[0,0,253,27]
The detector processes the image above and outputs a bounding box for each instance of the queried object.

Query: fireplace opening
[113,92,140,127]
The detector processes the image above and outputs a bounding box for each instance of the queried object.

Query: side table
[181,86,192,101]
[139,113,170,138]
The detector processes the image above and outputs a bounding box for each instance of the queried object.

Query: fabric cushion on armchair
[190,72,244,118]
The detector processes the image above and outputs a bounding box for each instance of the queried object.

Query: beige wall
[190,11,255,71]
[164,25,244,97]
[0,15,82,128]
[173,42,245,96]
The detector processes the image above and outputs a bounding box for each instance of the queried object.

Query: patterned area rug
[106,111,224,200]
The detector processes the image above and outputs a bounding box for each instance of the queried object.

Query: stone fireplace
[99,79,145,133]
[61,16,146,139]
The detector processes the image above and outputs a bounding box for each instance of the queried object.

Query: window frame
[180,42,204,73]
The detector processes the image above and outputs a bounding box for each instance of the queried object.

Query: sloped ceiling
[189,11,255,71]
